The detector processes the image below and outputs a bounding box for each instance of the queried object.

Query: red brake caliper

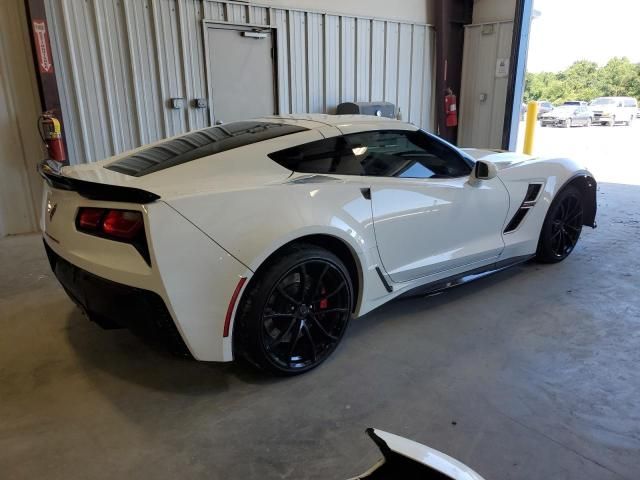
[319,287,328,310]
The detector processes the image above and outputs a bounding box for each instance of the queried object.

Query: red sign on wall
[32,19,53,74]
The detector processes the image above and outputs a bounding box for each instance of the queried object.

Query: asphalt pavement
[516,118,640,186]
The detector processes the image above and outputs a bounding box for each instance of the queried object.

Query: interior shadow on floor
[65,309,286,394]
[64,260,535,393]
[347,261,532,337]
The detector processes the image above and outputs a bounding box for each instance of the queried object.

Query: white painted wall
[258,0,431,23]
[472,0,516,23]
[0,0,45,237]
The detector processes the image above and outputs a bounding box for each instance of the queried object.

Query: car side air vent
[524,183,542,203]
[504,183,544,234]
[504,208,529,233]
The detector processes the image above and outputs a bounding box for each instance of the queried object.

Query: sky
[526,0,640,72]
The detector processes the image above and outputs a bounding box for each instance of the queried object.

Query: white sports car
[40,115,597,375]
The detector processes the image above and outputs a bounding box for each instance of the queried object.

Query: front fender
[496,156,595,258]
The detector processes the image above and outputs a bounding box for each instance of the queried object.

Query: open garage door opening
[517,0,640,186]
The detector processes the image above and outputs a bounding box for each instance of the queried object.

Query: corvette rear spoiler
[38,162,160,204]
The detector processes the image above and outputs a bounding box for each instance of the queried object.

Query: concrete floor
[1,183,639,480]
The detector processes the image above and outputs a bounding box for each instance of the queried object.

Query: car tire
[234,243,353,375]
[535,185,584,264]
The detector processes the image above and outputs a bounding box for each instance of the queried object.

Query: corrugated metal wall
[457,21,513,149]
[45,0,434,165]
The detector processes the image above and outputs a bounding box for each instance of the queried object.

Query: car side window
[344,130,471,178]
[268,130,472,179]
[268,136,364,175]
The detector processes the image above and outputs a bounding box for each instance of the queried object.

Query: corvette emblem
[47,200,57,221]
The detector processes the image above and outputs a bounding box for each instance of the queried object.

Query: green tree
[524,57,640,105]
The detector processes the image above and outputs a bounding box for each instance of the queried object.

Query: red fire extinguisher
[38,111,66,163]
[444,88,458,128]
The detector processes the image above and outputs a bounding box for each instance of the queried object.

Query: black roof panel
[105,121,308,177]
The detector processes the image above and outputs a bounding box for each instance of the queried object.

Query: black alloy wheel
[235,244,353,375]
[262,259,351,371]
[536,186,584,263]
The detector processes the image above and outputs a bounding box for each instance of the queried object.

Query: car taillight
[77,207,104,230]
[76,208,150,265]
[77,208,143,240]
[102,210,144,240]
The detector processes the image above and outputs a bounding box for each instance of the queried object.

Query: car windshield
[590,98,616,106]
[563,102,580,105]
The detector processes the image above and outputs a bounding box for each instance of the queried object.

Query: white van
[589,96,638,126]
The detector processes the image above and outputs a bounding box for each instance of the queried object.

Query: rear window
[105,121,307,177]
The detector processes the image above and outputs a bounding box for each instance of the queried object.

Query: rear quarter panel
[165,177,392,317]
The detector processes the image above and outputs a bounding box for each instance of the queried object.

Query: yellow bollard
[523,101,538,155]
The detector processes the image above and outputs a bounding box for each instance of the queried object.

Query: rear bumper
[44,240,191,356]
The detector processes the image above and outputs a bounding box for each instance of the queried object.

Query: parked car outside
[539,105,592,128]
[536,101,554,119]
[588,96,637,126]
[561,101,588,107]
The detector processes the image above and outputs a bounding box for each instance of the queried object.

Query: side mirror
[469,160,498,185]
